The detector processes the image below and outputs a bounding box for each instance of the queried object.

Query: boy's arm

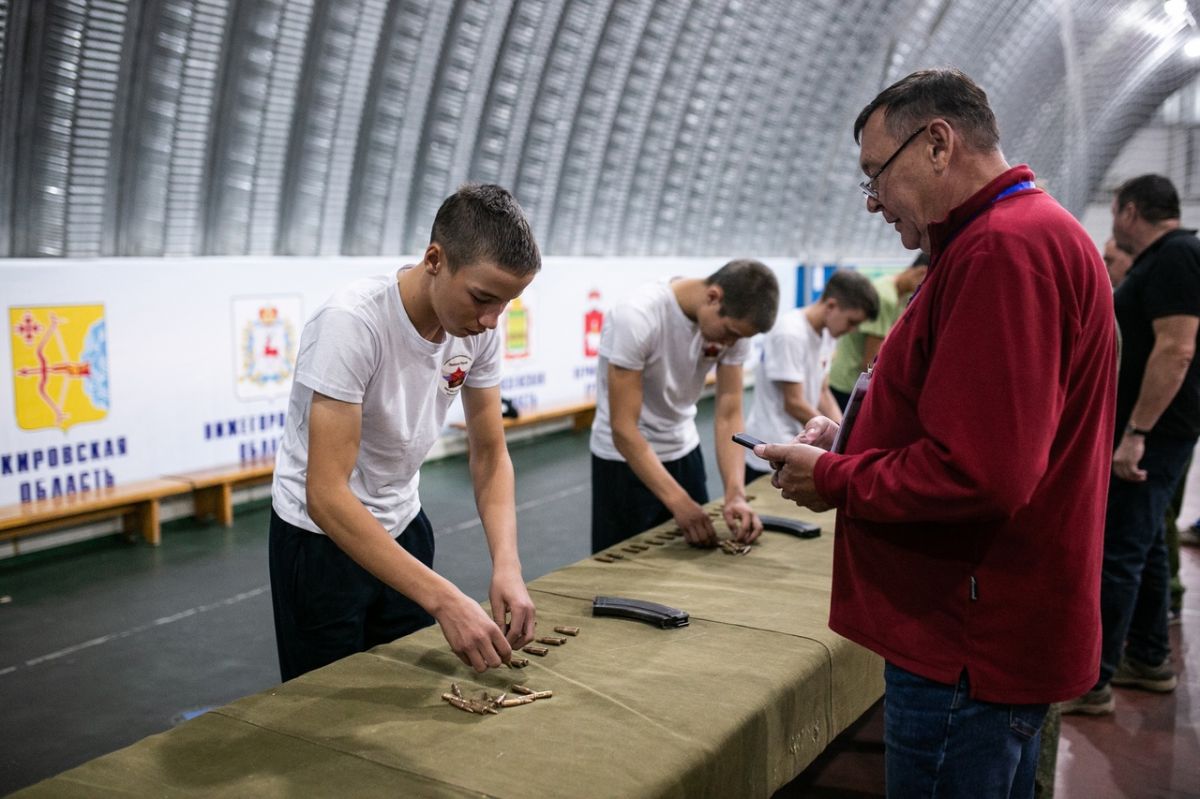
[779,380,821,424]
[816,375,844,423]
[861,334,885,370]
[306,392,512,672]
[608,363,718,546]
[462,384,536,647]
[713,363,763,543]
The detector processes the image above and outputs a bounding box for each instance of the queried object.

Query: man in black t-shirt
[1065,174,1200,715]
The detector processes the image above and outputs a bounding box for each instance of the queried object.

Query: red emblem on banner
[584,289,603,357]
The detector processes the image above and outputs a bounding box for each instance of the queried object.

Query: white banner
[0,256,800,505]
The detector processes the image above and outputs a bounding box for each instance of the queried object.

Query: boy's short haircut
[821,269,880,321]
[430,184,542,275]
[705,259,780,333]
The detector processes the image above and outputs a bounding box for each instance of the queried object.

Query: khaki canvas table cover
[13,488,883,798]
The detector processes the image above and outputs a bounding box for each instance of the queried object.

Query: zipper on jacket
[970,576,978,601]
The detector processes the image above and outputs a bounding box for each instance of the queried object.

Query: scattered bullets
[607,552,625,559]
[442,693,498,715]
[628,544,650,551]
[745,494,756,502]
[719,539,752,556]
[594,555,615,563]
[536,636,567,646]
[442,682,551,715]
[620,546,641,554]
[523,645,550,656]
[507,657,529,668]
[553,626,580,636]
[442,693,479,714]
[643,539,665,546]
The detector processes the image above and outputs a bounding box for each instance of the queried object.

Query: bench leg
[573,408,596,432]
[215,484,233,527]
[194,484,234,527]
[127,500,161,546]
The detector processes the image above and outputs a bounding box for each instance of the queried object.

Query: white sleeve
[464,330,502,387]
[761,330,807,384]
[719,336,752,366]
[293,308,379,403]
[599,303,655,371]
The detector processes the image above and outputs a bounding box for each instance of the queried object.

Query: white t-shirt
[590,280,750,462]
[272,270,501,536]
[744,307,834,470]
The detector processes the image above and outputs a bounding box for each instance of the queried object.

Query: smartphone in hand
[732,433,766,450]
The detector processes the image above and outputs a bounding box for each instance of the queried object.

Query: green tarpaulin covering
[14,488,882,798]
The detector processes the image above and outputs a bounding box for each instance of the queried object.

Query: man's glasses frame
[859,125,927,200]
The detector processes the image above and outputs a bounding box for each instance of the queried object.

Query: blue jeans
[884,663,1047,799]
[1097,434,1195,686]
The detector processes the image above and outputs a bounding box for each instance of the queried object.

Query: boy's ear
[425,243,444,274]
[707,284,723,306]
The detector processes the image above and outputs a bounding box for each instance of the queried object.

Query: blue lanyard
[992,180,1036,203]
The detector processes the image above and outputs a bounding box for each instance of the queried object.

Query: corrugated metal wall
[0,0,1197,259]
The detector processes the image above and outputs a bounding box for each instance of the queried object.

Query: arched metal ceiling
[0,0,1196,259]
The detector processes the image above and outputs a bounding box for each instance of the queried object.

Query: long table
[13,489,882,798]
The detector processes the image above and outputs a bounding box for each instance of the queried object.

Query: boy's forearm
[469,443,522,571]
[311,482,458,612]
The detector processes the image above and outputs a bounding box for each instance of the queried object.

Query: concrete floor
[2,398,1199,797]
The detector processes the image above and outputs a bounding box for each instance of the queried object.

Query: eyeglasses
[859,125,927,200]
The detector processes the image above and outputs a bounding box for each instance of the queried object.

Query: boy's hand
[723,498,762,543]
[669,496,718,547]
[433,589,513,672]
[489,567,536,648]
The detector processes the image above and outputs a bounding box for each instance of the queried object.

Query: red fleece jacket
[814,166,1116,704]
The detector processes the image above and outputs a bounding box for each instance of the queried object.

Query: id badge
[830,369,871,454]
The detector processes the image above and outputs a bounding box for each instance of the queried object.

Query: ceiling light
[1185,35,1200,57]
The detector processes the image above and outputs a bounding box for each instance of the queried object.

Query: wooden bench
[0,478,193,548]
[167,458,276,527]
[452,399,597,435]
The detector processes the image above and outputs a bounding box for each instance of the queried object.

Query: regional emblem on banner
[233,296,301,400]
[10,305,110,431]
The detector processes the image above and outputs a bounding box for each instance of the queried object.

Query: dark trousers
[831,387,852,412]
[745,463,771,489]
[591,446,708,553]
[269,507,435,682]
[1097,434,1195,685]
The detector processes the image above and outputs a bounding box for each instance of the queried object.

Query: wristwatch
[1125,422,1153,437]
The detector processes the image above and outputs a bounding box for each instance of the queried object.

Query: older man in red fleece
[756,69,1116,798]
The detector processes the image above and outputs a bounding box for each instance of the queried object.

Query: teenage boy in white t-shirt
[270,184,540,681]
[744,269,878,484]
[589,259,780,552]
